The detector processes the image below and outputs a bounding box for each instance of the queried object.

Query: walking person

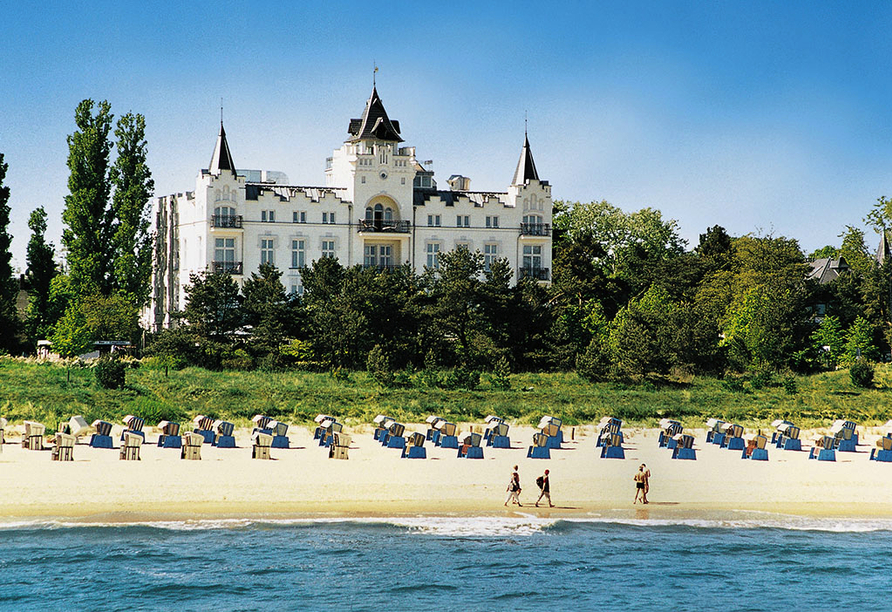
[535,469,553,507]
[633,464,649,504]
[504,465,522,506]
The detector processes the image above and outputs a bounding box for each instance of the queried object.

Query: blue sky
[3,1,892,270]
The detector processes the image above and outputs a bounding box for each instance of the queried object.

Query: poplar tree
[25,206,57,341]
[111,112,154,305]
[0,153,18,351]
[62,99,115,297]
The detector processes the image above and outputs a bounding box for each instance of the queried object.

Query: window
[213,206,238,228]
[427,214,441,227]
[523,244,543,270]
[321,240,336,258]
[323,212,336,224]
[215,237,235,267]
[361,176,366,184]
[380,245,393,267]
[401,177,406,185]
[426,243,441,269]
[484,244,498,271]
[261,238,275,265]
[293,211,306,224]
[456,215,470,227]
[455,242,469,251]
[261,210,275,223]
[289,284,304,296]
[291,239,306,269]
[486,216,499,228]
[364,245,378,268]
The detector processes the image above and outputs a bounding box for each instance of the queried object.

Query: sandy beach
[2,422,892,522]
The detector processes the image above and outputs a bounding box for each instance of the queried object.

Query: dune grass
[0,357,890,431]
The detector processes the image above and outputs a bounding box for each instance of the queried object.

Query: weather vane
[373,62,378,87]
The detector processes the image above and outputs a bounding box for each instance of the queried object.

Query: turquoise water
[1,515,890,610]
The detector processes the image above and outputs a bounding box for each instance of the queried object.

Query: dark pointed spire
[878,228,892,264]
[512,133,540,185]
[209,121,236,175]
[347,86,403,142]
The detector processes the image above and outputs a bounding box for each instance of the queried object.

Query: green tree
[809,245,839,259]
[181,269,243,343]
[110,112,154,306]
[24,207,58,343]
[608,285,677,378]
[62,99,115,297]
[845,315,880,361]
[50,303,94,358]
[241,263,297,360]
[839,225,872,276]
[811,314,845,367]
[0,153,18,352]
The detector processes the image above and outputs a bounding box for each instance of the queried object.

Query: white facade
[146,86,552,331]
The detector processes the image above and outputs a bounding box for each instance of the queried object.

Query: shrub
[576,336,611,382]
[490,356,512,390]
[367,344,395,388]
[442,367,480,390]
[94,356,126,389]
[850,360,875,389]
[782,374,798,395]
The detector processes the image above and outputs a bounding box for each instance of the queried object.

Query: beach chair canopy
[214,420,235,436]
[334,433,351,447]
[408,432,425,447]
[123,431,143,447]
[388,422,406,438]
[252,415,272,429]
[373,414,391,426]
[315,414,334,424]
[532,432,549,447]
[814,435,835,450]
[877,436,892,451]
[441,422,457,436]
[0,417,6,429]
[56,432,76,448]
[673,433,694,449]
[706,418,725,431]
[184,432,204,446]
[425,415,440,425]
[771,419,793,430]
[252,431,273,446]
[494,423,510,437]
[659,418,679,430]
[484,415,503,425]
[464,432,482,447]
[68,416,90,437]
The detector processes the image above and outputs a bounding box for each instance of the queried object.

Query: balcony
[211,215,243,229]
[520,222,550,236]
[213,261,243,275]
[520,267,550,281]
[362,264,400,273]
[357,219,410,233]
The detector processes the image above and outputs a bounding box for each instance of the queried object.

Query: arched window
[365,206,374,221]
[384,207,393,222]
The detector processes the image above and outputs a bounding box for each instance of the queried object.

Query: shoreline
[3,424,892,524]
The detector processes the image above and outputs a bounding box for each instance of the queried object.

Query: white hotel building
[147,86,553,331]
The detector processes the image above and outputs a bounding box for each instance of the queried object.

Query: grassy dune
[1,358,891,431]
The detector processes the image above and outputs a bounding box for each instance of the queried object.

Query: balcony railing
[520,267,550,281]
[357,219,410,233]
[211,215,243,228]
[213,261,243,275]
[362,263,399,272]
[520,222,550,236]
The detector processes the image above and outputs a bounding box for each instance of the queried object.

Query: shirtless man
[633,464,649,504]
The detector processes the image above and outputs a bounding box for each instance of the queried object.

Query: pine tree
[62,99,115,297]
[25,206,57,342]
[111,112,154,305]
[0,152,19,352]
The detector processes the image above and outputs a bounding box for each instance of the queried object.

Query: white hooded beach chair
[120,431,143,460]
[52,432,76,461]
[181,432,203,460]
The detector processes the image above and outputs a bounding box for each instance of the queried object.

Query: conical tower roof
[347,86,403,142]
[512,134,539,185]
[209,122,236,175]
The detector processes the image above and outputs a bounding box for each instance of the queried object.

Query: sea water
[1,514,890,610]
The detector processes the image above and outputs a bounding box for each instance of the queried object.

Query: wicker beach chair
[252,431,273,460]
[120,431,143,460]
[22,421,45,451]
[51,432,76,461]
[181,432,203,460]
